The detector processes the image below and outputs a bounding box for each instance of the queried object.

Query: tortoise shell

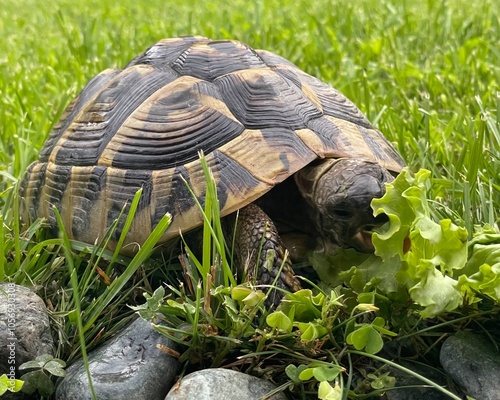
[20,36,405,253]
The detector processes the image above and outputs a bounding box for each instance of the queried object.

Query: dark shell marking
[20,36,405,252]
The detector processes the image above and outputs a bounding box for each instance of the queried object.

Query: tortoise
[19,36,405,303]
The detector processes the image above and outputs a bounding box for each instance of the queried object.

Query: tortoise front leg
[228,203,302,306]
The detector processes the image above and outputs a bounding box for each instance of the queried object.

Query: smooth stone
[0,283,54,376]
[385,360,449,400]
[165,368,287,400]
[56,318,181,400]
[440,331,500,400]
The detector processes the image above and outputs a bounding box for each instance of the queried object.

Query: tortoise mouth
[350,229,376,253]
[350,228,413,254]
[348,212,389,252]
[347,212,389,253]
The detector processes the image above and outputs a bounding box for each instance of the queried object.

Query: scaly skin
[229,203,302,306]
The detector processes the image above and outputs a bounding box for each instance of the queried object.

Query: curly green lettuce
[314,168,499,318]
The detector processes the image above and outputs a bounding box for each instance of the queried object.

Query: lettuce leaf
[370,168,469,317]
[458,229,500,301]
[314,168,499,318]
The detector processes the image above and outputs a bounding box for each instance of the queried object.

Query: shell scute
[172,40,266,80]
[127,36,209,67]
[99,76,245,170]
[50,65,179,167]
[215,68,322,130]
[39,69,122,162]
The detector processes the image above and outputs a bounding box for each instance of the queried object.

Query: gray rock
[440,331,500,400]
[0,283,54,376]
[56,317,181,400]
[165,368,287,400]
[384,360,449,400]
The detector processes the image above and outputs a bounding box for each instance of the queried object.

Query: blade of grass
[180,152,236,287]
[202,168,213,288]
[53,206,97,400]
[109,187,143,267]
[0,214,4,281]
[83,211,171,332]
[348,350,462,400]
[198,151,234,287]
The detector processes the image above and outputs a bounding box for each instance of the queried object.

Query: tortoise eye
[330,208,354,219]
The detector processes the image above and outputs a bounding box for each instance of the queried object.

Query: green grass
[0,0,499,398]
[1,0,499,227]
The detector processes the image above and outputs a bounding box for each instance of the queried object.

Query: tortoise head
[295,158,394,253]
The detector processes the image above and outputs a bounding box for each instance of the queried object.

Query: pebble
[440,331,500,400]
[56,318,181,400]
[165,368,287,400]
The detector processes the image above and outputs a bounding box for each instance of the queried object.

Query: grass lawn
[1,0,499,398]
[2,0,499,226]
